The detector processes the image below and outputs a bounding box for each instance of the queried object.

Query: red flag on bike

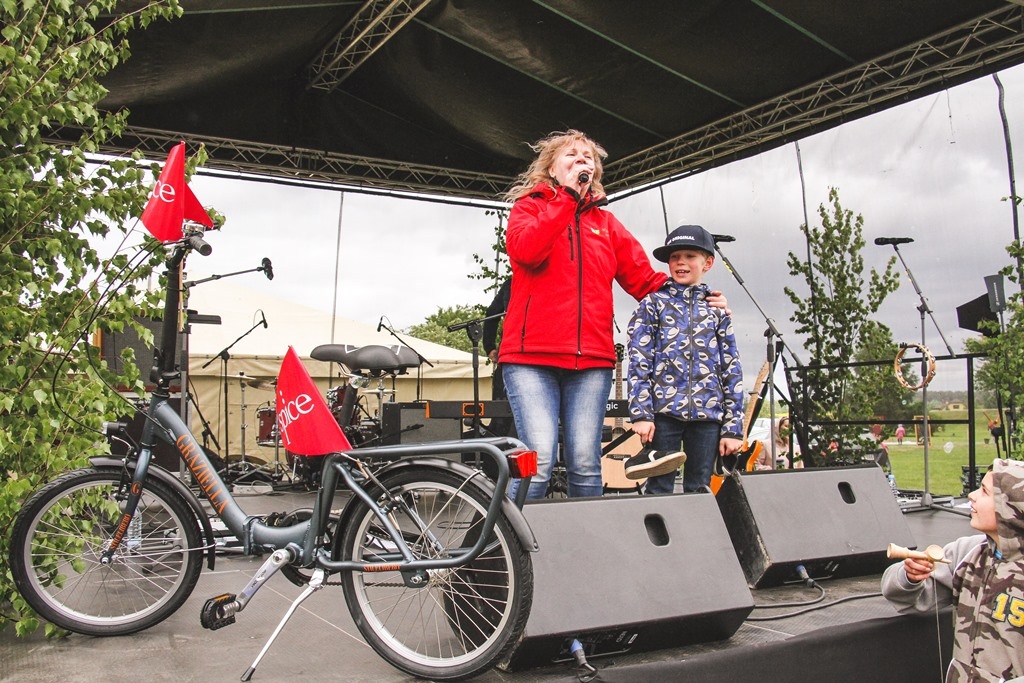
[275,346,351,455]
[140,141,214,242]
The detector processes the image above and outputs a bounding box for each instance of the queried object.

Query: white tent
[183,281,491,459]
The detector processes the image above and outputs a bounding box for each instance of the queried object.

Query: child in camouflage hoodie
[881,458,1024,682]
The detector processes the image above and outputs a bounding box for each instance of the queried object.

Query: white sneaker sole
[625,452,686,479]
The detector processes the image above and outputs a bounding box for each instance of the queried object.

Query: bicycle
[8,227,538,681]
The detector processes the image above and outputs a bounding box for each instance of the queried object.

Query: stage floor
[0,487,973,683]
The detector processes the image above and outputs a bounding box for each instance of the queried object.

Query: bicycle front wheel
[335,465,533,680]
[9,467,204,636]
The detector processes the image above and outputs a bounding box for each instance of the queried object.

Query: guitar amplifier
[379,402,462,460]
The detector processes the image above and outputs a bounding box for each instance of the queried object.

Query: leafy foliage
[468,209,510,296]
[963,237,1024,459]
[784,188,902,464]
[405,304,488,354]
[1,0,182,636]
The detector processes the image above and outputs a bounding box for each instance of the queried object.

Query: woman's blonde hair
[503,129,607,202]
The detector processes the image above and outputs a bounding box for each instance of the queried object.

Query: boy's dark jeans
[645,415,721,494]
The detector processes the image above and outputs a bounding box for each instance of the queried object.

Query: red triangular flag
[140,142,213,242]
[276,347,351,455]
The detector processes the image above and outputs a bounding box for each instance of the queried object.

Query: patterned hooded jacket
[625,281,743,436]
[881,459,1024,682]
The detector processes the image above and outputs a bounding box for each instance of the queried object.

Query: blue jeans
[646,415,721,494]
[503,363,611,499]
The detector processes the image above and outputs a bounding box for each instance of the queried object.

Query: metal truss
[45,6,1024,204]
[45,126,513,201]
[306,0,434,93]
[605,4,1024,197]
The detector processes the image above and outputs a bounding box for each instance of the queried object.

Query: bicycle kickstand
[240,568,327,682]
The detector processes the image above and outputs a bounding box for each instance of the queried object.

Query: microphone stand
[201,319,265,478]
[448,311,506,438]
[185,263,272,287]
[713,239,803,465]
[885,243,964,516]
[183,260,273,478]
[713,241,804,369]
[378,320,434,402]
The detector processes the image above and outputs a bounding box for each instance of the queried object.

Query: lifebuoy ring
[893,343,936,390]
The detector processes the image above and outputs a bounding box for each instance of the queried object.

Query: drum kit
[218,343,422,491]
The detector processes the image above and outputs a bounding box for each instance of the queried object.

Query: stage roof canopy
[81,0,1024,201]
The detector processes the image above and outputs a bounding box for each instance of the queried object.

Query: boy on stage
[623,224,744,494]
[881,458,1024,682]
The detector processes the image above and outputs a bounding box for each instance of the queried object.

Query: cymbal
[237,374,277,390]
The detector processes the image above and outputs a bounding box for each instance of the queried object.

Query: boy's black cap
[653,224,716,262]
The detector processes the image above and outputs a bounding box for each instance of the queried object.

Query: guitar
[611,343,626,438]
[602,343,645,492]
[710,360,769,494]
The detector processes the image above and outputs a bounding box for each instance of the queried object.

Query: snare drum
[256,406,278,446]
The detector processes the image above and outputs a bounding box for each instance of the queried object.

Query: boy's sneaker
[624,447,686,480]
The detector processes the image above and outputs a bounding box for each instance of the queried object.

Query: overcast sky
[160,62,1024,398]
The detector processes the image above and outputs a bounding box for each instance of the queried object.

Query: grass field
[886,409,1001,496]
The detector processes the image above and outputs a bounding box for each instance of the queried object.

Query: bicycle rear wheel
[335,465,532,680]
[9,467,203,635]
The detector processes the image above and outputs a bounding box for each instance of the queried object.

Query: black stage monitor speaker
[498,494,754,671]
[716,465,916,588]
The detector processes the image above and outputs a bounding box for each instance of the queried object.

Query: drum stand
[227,374,267,488]
[200,319,266,479]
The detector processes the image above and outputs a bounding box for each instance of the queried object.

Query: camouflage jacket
[881,459,1024,682]
[625,281,743,437]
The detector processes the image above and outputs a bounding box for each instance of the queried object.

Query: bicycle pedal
[200,593,238,630]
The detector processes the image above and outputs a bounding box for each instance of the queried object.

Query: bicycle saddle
[310,344,421,376]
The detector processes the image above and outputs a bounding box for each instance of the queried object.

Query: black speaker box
[108,396,185,473]
[99,316,183,391]
[498,494,754,671]
[380,402,463,458]
[716,465,916,588]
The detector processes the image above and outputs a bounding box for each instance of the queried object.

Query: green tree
[848,320,917,428]
[1,0,182,636]
[963,239,1024,459]
[469,208,510,295]
[405,304,488,354]
[784,188,901,464]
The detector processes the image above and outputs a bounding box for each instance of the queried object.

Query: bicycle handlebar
[188,233,212,256]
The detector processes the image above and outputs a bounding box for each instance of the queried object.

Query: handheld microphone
[874,237,914,246]
[712,234,736,243]
[377,316,384,333]
[261,257,274,280]
[578,171,590,184]
[260,311,268,329]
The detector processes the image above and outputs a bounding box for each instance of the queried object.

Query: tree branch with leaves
[784,188,902,464]
[1,0,183,636]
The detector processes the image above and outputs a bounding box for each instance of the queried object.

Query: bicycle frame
[103,235,533,577]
